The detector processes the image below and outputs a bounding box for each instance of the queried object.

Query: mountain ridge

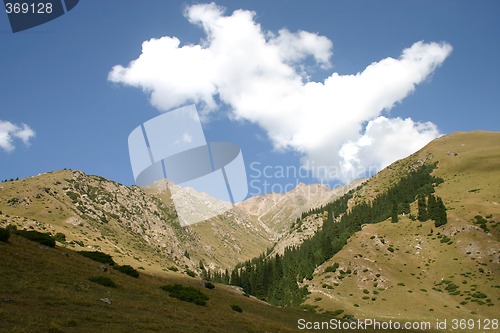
[1,130,498,328]
[0,167,357,273]
[297,130,500,321]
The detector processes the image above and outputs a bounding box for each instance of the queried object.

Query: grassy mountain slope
[0,234,334,333]
[303,131,499,321]
[0,170,193,274]
[0,166,357,275]
[237,182,359,240]
[143,180,274,269]
[142,178,357,270]
[270,179,366,256]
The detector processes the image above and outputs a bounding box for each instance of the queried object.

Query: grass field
[0,234,342,333]
[1,131,497,331]
[303,131,500,323]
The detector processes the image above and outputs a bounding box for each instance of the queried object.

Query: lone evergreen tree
[417,195,429,222]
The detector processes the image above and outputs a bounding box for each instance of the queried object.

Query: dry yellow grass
[304,131,500,322]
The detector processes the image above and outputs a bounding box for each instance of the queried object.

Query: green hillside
[223,131,499,323]
[0,233,336,333]
[0,131,498,331]
[305,131,500,321]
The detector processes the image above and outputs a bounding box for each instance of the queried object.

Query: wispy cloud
[0,120,36,152]
[109,2,452,182]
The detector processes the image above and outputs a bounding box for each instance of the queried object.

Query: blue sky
[1,1,499,197]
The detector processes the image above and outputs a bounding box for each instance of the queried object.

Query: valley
[1,130,499,331]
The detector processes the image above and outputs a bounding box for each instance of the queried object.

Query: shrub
[331,309,344,317]
[472,292,487,299]
[0,227,10,242]
[54,232,66,243]
[324,262,339,273]
[78,251,115,265]
[185,269,196,278]
[113,265,139,278]
[300,304,317,312]
[65,191,79,203]
[89,276,117,288]
[160,284,209,306]
[445,283,459,293]
[230,304,243,313]
[15,230,55,247]
[6,224,17,232]
[204,281,215,289]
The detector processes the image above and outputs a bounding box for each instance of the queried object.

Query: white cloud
[338,117,441,181]
[109,3,452,183]
[0,120,36,152]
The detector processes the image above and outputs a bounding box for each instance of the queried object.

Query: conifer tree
[327,207,334,223]
[417,195,429,221]
[427,194,437,221]
[391,201,398,223]
[224,163,443,307]
[434,197,448,227]
[401,200,410,215]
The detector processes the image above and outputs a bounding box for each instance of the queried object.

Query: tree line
[205,163,447,307]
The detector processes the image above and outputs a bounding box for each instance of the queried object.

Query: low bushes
[113,265,139,278]
[204,281,215,289]
[160,284,209,306]
[324,262,339,273]
[89,276,117,288]
[77,251,115,265]
[14,230,55,247]
[54,232,66,243]
[230,305,243,312]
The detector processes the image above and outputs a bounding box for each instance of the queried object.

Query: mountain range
[0,130,498,332]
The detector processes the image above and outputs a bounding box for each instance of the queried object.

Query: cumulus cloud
[338,117,441,180]
[109,2,452,182]
[0,120,36,152]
